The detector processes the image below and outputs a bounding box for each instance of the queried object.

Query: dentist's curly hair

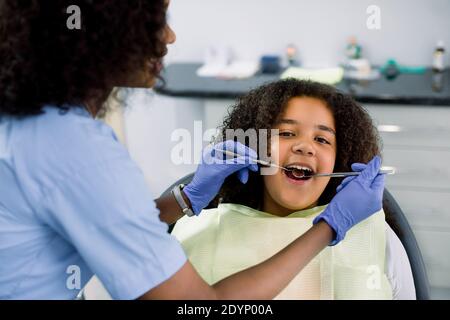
[213,79,382,209]
[0,0,167,116]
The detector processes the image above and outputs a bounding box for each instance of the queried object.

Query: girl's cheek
[272,138,292,163]
[269,141,281,164]
[320,148,336,170]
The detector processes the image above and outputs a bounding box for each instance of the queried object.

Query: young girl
[172,79,416,300]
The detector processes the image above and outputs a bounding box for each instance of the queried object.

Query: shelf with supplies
[155,63,450,106]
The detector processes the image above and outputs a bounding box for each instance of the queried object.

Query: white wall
[166,0,450,67]
[124,90,205,197]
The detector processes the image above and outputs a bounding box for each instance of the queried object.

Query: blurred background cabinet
[365,104,450,295]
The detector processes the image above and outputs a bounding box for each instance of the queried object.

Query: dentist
[0,0,385,300]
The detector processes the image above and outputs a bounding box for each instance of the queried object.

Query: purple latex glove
[183,140,259,215]
[313,156,385,245]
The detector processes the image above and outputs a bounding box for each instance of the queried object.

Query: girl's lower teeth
[287,170,310,180]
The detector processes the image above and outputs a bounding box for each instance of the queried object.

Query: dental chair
[382,189,430,300]
[162,173,430,300]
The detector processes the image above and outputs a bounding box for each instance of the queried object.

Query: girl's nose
[291,140,315,156]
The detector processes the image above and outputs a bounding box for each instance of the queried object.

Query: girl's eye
[315,137,330,145]
[279,131,295,137]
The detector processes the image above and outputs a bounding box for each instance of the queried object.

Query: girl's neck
[262,196,318,217]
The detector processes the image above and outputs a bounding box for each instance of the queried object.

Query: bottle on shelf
[432,40,446,73]
[346,36,362,60]
[286,43,300,67]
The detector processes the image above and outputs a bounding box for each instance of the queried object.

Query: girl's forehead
[278,97,335,128]
[284,96,329,113]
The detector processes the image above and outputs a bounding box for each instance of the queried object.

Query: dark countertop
[155,63,450,106]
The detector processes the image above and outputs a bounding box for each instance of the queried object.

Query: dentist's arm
[155,190,192,226]
[140,220,333,300]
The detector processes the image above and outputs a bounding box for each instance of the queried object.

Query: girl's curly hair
[213,79,382,209]
[0,0,167,116]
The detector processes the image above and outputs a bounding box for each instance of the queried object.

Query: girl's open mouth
[283,165,314,184]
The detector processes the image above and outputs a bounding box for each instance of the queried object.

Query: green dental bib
[172,203,392,300]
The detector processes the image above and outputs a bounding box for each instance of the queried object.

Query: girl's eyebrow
[317,124,336,136]
[277,119,336,136]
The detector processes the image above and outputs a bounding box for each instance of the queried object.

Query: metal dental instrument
[214,149,291,172]
[214,149,396,178]
[306,169,395,178]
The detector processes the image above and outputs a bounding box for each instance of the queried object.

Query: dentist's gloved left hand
[183,140,259,215]
[313,156,385,246]
[335,162,373,193]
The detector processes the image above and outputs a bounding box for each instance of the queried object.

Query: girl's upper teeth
[289,165,312,171]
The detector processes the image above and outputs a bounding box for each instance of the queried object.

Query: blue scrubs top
[0,106,187,300]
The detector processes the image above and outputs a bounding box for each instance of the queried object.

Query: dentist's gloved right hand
[183,140,258,215]
[313,156,385,246]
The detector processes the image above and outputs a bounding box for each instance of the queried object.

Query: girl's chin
[263,198,320,216]
[278,198,318,212]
